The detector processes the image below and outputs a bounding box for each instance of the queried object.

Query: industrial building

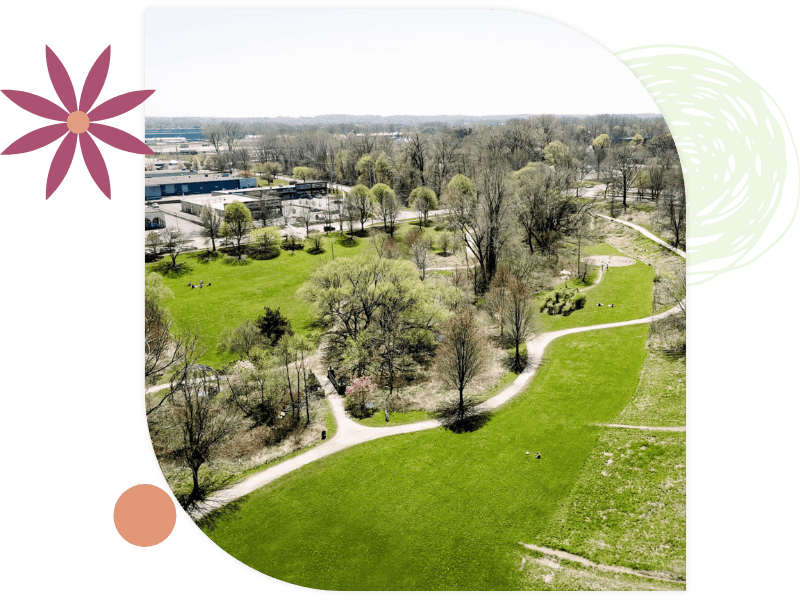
[144,173,257,201]
[145,127,204,141]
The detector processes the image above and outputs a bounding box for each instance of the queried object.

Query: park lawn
[202,325,650,591]
[146,235,372,368]
[528,427,686,580]
[616,351,686,428]
[535,260,654,333]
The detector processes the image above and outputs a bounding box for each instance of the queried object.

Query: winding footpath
[197,217,684,517]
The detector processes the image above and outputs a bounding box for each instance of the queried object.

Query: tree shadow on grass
[152,261,192,278]
[194,497,245,533]
[432,397,493,433]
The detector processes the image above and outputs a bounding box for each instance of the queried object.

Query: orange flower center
[67,111,90,134]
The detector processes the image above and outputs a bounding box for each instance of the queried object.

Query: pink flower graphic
[2,46,155,199]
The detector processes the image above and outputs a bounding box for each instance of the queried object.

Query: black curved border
[138,2,692,598]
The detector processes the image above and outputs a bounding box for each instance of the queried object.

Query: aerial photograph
[144,9,686,591]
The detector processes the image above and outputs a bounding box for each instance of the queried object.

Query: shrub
[281,237,304,251]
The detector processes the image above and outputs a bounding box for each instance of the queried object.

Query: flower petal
[88,123,154,155]
[79,46,110,113]
[88,90,155,122]
[80,132,111,199]
[46,133,77,200]
[45,46,77,113]
[2,123,68,155]
[1,90,68,121]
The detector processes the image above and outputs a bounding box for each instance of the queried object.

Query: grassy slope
[617,351,686,427]
[202,325,649,591]
[536,260,654,333]
[528,428,686,579]
[147,236,371,368]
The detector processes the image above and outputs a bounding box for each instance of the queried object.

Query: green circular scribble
[617,45,799,285]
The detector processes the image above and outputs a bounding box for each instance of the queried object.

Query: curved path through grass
[198,215,682,516]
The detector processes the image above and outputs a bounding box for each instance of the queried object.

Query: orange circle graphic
[114,484,176,547]
[66,111,90,134]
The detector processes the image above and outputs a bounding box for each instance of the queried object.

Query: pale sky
[144,9,659,118]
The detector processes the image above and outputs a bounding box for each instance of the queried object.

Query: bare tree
[161,228,191,272]
[504,278,534,372]
[433,307,489,430]
[167,360,236,513]
[409,236,429,280]
[199,205,223,252]
[610,143,644,212]
[221,120,246,153]
[203,123,222,154]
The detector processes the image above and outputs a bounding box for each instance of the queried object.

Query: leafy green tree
[591,133,610,178]
[347,184,372,231]
[409,186,437,228]
[222,201,253,261]
[299,256,448,394]
[250,226,281,260]
[370,183,399,235]
[292,166,311,181]
[356,154,375,188]
[374,152,396,185]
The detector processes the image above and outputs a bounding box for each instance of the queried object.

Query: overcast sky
[144,9,659,118]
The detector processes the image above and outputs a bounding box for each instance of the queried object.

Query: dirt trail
[518,543,684,584]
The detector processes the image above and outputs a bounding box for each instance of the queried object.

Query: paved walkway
[194,218,684,517]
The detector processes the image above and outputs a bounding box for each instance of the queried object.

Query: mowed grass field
[146,235,372,368]
[202,325,650,590]
[536,259,655,333]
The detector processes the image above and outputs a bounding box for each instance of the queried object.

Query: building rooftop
[144,173,238,187]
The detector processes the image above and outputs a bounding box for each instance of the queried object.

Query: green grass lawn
[147,235,372,368]
[355,410,431,427]
[535,260,654,333]
[202,325,650,590]
[257,178,290,187]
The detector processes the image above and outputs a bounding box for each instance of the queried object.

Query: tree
[664,181,687,250]
[255,306,293,345]
[370,183,399,235]
[410,186,437,228]
[218,320,263,360]
[292,166,311,181]
[234,147,251,173]
[146,231,161,259]
[299,256,445,392]
[356,154,375,188]
[145,274,199,393]
[199,205,223,252]
[433,307,489,431]
[347,184,372,231]
[160,228,191,272]
[484,266,514,336]
[223,348,284,427]
[610,143,644,212]
[167,360,236,513]
[504,278,534,372]
[408,233,430,280]
[203,123,222,154]
[251,226,281,259]
[222,201,253,261]
[221,120,246,153]
[591,134,609,180]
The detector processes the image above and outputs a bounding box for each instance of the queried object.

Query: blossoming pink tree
[344,376,378,419]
